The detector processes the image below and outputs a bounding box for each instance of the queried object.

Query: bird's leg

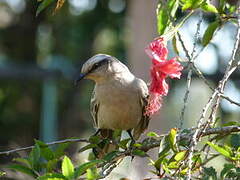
[93,129,101,136]
[127,129,135,147]
[127,129,136,161]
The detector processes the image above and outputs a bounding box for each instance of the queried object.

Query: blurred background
[0,0,239,179]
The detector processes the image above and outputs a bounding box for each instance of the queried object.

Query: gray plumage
[80,54,150,140]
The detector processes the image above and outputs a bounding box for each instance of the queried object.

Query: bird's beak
[75,73,86,86]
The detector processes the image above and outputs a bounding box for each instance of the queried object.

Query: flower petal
[145,37,168,62]
[145,37,183,116]
[144,93,163,116]
[154,58,183,79]
[150,69,169,96]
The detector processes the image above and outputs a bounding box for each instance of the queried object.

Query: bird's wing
[133,79,150,140]
[90,87,99,128]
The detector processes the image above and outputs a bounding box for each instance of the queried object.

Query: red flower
[145,37,183,116]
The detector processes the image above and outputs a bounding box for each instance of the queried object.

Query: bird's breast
[95,82,142,130]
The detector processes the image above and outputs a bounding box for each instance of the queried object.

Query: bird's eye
[93,63,99,69]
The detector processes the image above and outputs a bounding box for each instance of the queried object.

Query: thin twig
[0,138,89,155]
[178,12,203,131]
[192,64,240,107]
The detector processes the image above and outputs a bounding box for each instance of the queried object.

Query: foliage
[0,0,240,179]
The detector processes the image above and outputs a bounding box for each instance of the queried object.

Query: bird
[75,54,150,153]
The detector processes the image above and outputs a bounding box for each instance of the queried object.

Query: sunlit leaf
[168,0,179,17]
[201,1,218,13]
[157,6,169,35]
[174,151,186,161]
[169,128,177,151]
[182,0,204,10]
[86,168,99,180]
[207,142,232,159]
[133,143,142,148]
[147,131,160,138]
[62,156,74,179]
[168,161,178,169]
[0,171,5,177]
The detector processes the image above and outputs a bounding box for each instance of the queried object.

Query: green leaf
[13,158,31,168]
[46,159,59,172]
[78,144,97,153]
[203,167,217,180]
[155,151,169,169]
[29,143,41,170]
[223,121,240,126]
[147,131,160,138]
[86,168,99,180]
[8,164,37,178]
[207,142,232,159]
[202,21,220,46]
[157,4,170,35]
[201,1,218,13]
[133,143,142,148]
[132,149,147,157]
[218,0,226,13]
[35,140,55,161]
[174,151,186,161]
[74,160,104,178]
[158,136,170,157]
[169,128,177,151]
[36,0,55,16]
[182,0,204,10]
[89,136,101,144]
[55,143,70,158]
[118,138,131,149]
[37,173,66,180]
[103,151,118,161]
[172,35,180,55]
[62,156,74,179]
[220,164,235,178]
[0,171,6,177]
[230,134,240,149]
[167,161,178,169]
[168,0,179,17]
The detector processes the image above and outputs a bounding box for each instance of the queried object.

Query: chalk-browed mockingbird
[76,54,150,142]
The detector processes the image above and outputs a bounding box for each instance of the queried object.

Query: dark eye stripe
[90,58,109,72]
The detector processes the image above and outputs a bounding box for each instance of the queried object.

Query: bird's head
[75,54,129,84]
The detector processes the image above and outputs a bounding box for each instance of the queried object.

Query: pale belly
[97,92,142,130]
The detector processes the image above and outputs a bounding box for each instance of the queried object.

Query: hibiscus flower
[145,37,183,116]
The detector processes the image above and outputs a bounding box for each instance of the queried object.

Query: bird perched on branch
[75,54,150,153]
